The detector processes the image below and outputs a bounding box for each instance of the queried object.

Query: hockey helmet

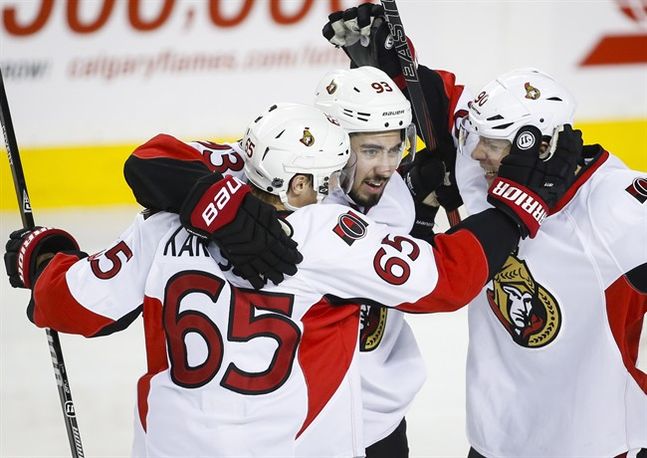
[241,103,350,210]
[314,66,413,135]
[460,68,576,153]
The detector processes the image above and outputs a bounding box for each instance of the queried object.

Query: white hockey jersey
[456,147,647,457]
[326,172,427,446]
[147,134,429,447]
[32,202,491,457]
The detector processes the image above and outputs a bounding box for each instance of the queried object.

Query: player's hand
[487,124,582,238]
[4,227,80,289]
[402,150,447,239]
[434,140,464,213]
[402,149,446,204]
[410,199,440,241]
[180,173,303,289]
[322,3,402,79]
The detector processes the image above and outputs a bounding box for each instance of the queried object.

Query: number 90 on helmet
[241,103,351,210]
[459,67,576,154]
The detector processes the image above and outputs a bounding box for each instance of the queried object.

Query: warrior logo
[300,127,315,147]
[326,80,337,94]
[487,253,561,348]
[524,82,541,100]
[625,177,647,204]
[332,210,369,246]
[359,304,387,351]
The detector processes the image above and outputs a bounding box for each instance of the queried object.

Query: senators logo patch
[359,305,387,352]
[487,253,561,348]
[332,210,368,246]
[326,79,337,94]
[524,82,541,100]
[300,127,315,147]
[625,177,647,204]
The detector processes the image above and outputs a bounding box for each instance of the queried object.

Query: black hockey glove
[5,226,80,289]
[322,3,402,79]
[180,173,303,289]
[487,124,583,239]
[400,149,445,239]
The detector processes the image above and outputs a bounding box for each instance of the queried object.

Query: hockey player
[328,5,647,457]
[5,101,582,456]
[120,64,466,457]
[459,69,647,458]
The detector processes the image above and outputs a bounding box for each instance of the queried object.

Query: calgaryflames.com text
[67,47,347,81]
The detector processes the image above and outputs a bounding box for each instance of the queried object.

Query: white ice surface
[0,205,468,457]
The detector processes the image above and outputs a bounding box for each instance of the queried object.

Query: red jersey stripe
[33,253,115,336]
[605,275,647,394]
[296,298,360,438]
[136,296,169,432]
[396,229,488,313]
[132,134,205,162]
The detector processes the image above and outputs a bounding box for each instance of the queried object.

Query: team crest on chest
[359,305,387,352]
[487,252,561,348]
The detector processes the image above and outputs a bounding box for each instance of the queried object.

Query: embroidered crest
[332,210,369,246]
[359,305,387,352]
[487,253,561,348]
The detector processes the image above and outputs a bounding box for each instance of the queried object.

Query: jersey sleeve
[588,168,647,292]
[123,134,222,212]
[294,204,519,314]
[30,212,177,337]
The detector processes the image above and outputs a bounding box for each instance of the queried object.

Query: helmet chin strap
[278,190,300,212]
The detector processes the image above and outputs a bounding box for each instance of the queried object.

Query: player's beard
[348,176,389,208]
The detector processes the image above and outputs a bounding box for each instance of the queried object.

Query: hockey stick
[379,0,462,227]
[0,69,85,458]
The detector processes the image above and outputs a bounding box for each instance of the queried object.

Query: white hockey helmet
[241,103,350,210]
[463,67,576,143]
[314,66,413,135]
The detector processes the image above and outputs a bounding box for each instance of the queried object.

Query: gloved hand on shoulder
[180,173,303,290]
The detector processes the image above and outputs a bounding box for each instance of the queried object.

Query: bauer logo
[333,210,369,246]
[515,131,536,150]
[626,177,647,204]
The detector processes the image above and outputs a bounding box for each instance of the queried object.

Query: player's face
[348,130,403,207]
[470,136,512,186]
